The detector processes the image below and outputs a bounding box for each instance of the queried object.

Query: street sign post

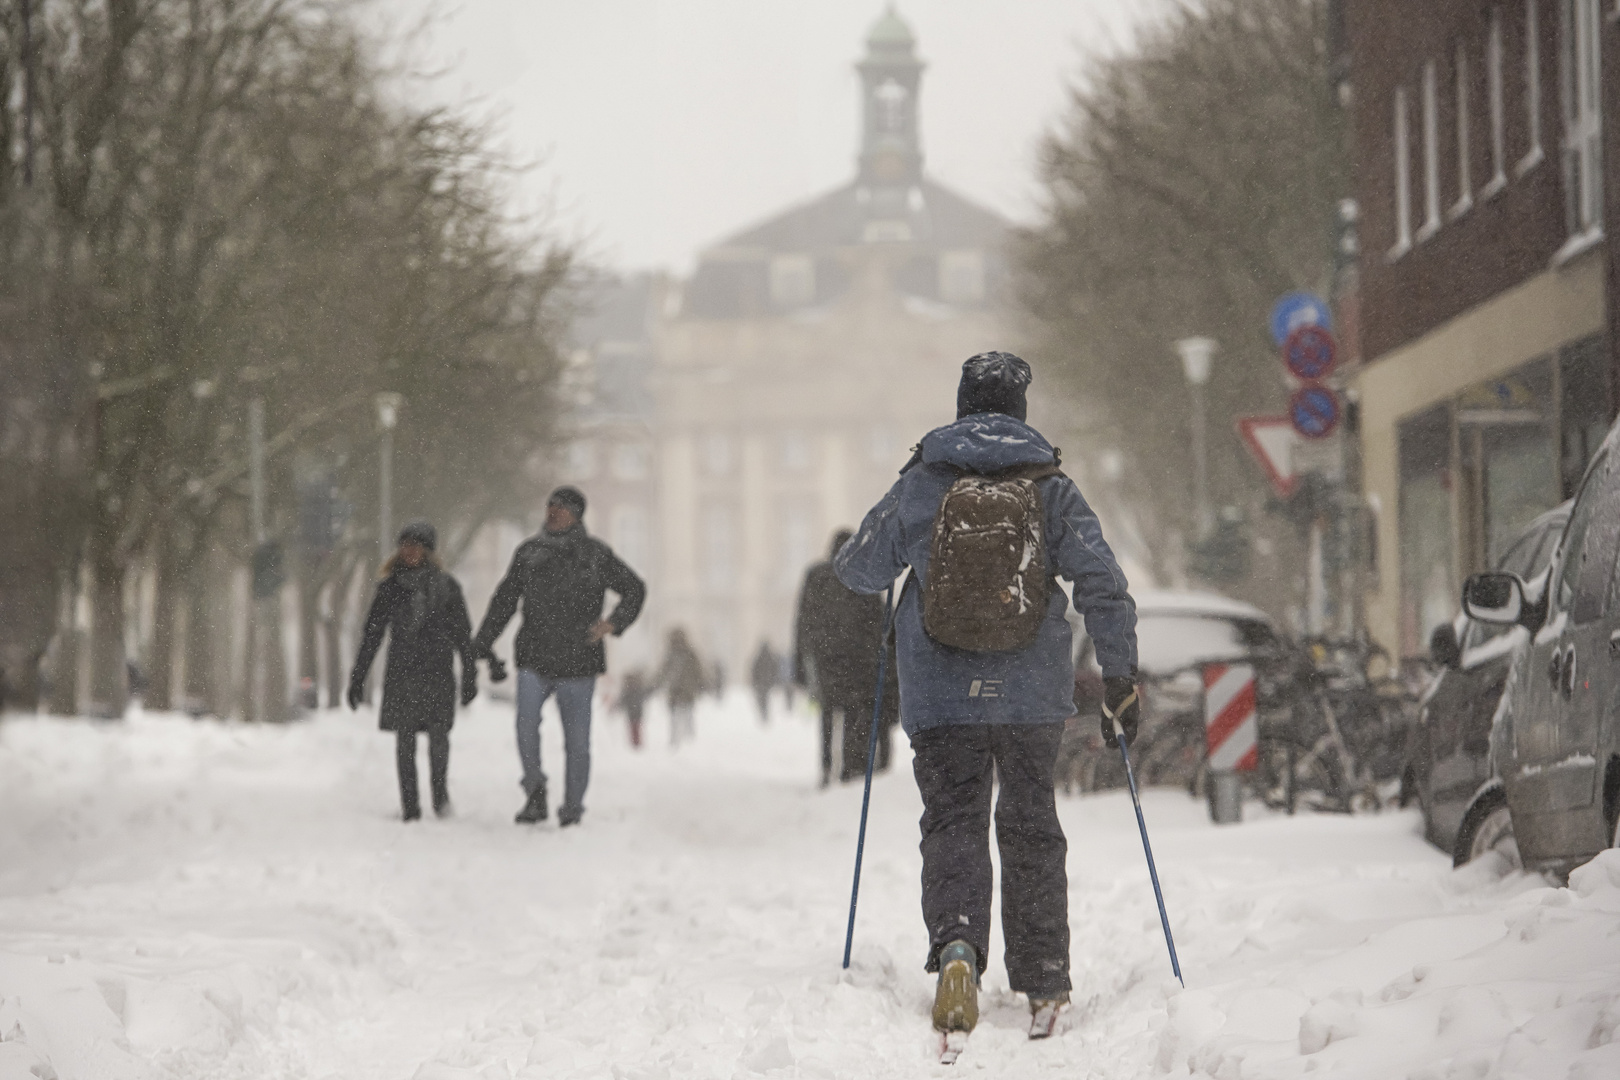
[1237,416,1298,498]
[1289,385,1340,440]
[1269,292,1332,347]
[1283,324,1338,382]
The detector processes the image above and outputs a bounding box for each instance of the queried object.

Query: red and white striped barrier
[1203,663,1258,772]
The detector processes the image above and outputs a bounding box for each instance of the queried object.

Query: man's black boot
[514,786,547,824]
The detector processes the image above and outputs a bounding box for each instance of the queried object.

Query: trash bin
[1208,770,1243,824]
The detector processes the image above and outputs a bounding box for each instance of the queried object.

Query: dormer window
[769,255,815,308]
[939,250,986,304]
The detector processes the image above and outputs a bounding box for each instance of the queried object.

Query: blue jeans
[515,671,596,816]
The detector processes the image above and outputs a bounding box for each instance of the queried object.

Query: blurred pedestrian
[835,352,1139,1040]
[348,522,478,821]
[794,529,898,787]
[750,642,779,723]
[654,627,705,746]
[472,486,646,827]
[619,669,651,748]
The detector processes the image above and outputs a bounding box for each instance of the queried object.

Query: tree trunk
[47,573,82,715]
[297,568,321,711]
[144,541,180,711]
[86,524,129,718]
[182,560,217,716]
[263,588,289,722]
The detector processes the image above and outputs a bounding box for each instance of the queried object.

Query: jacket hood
[918,414,1056,473]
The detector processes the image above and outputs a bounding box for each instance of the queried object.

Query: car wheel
[1453,786,1521,870]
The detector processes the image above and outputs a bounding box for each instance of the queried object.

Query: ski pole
[1112,708,1185,987]
[842,585,895,970]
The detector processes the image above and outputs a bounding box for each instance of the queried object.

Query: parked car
[1460,420,1620,874]
[1057,589,1285,793]
[1403,503,1570,854]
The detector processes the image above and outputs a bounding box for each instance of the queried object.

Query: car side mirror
[1462,572,1524,626]
[1429,623,1462,669]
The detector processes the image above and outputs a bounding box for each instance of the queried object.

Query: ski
[939,1030,969,1065]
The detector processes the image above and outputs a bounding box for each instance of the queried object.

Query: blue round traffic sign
[1289,386,1340,440]
[1270,292,1332,347]
[1283,324,1338,381]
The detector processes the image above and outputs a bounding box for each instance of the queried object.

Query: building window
[779,500,812,590]
[769,254,816,308]
[1518,0,1545,174]
[1398,407,1455,657]
[611,443,649,481]
[1450,43,1474,219]
[703,432,734,476]
[703,505,735,592]
[1485,8,1508,196]
[938,250,986,304]
[1559,0,1604,242]
[780,432,811,472]
[1418,60,1442,241]
[1390,85,1414,258]
[611,504,649,570]
[564,440,596,480]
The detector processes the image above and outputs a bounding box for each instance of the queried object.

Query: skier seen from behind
[834,352,1139,1046]
[347,521,479,821]
[472,486,646,827]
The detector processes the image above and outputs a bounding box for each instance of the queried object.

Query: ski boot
[1028,992,1069,1039]
[932,940,979,1034]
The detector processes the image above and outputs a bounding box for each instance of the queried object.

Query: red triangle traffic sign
[1237,416,1298,499]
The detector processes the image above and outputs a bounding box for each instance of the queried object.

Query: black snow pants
[396,730,450,816]
[911,722,1070,997]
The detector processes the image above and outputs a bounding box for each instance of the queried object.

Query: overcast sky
[372,1,1149,273]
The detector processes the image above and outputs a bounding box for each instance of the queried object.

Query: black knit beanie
[956,351,1032,421]
[549,485,587,519]
[397,520,437,551]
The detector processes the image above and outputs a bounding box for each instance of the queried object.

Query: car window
[1556,450,1609,616]
[1568,454,1620,624]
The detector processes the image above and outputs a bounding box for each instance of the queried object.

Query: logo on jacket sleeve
[968,679,1003,698]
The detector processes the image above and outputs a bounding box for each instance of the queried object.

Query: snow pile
[1,700,1616,1078]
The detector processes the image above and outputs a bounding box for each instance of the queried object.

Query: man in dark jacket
[473,486,645,826]
[348,521,477,820]
[794,530,899,786]
[834,352,1140,1040]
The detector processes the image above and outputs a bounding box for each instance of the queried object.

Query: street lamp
[374,392,403,568]
[1175,336,1218,539]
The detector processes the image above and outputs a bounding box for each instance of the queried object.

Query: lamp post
[1175,336,1218,540]
[374,392,403,568]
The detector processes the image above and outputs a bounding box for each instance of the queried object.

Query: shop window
[1458,362,1558,568]
[1560,334,1610,497]
[1398,407,1454,657]
[1559,0,1604,243]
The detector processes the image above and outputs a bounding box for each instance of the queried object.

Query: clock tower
[856,6,924,188]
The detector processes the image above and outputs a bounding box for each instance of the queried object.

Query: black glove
[460,675,478,707]
[1100,676,1140,749]
[346,677,365,711]
[486,655,508,683]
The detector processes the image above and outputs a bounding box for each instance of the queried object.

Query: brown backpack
[922,463,1064,652]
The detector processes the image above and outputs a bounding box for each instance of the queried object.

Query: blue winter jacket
[834,414,1138,735]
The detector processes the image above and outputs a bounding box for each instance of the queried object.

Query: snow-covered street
[3,696,1619,1080]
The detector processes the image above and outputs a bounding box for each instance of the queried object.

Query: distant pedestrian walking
[347,522,479,821]
[618,669,651,748]
[750,642,780,723]
[654,628,705,746]
[795,530,898,787]
[835,352,1139,1040]
[472,486,646,827]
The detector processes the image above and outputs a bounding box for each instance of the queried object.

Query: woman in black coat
[348,521,477,820]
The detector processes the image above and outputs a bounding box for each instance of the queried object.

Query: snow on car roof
[1133,588,1273,624]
